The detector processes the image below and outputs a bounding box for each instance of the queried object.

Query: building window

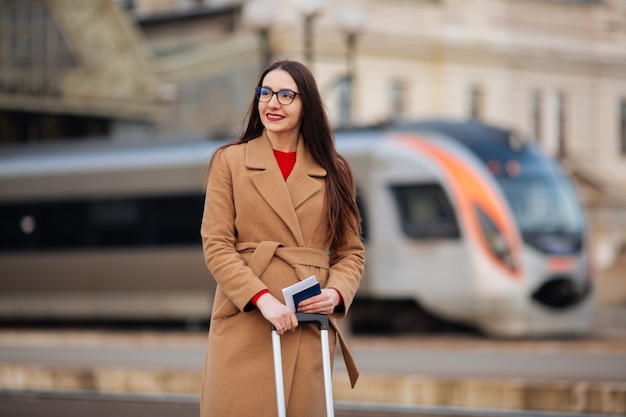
[389,79,407,118]
[469,84,484,120]
[355,187,368,242]
[0,0,77,96]
[619,98,626,156]
[531,90,543,143]
[337,76,352,128]
[557,91,567,158]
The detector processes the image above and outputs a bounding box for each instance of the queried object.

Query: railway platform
[0,308,624,416]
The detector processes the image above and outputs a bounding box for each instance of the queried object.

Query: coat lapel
[246,132,326,247]
[286,135,326,210]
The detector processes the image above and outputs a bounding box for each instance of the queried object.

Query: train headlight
[474,205,516,272]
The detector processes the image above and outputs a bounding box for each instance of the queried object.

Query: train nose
[531,276,592,309]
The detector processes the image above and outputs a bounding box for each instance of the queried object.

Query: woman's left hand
[297,288,340,315]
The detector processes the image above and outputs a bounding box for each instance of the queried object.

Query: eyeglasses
[256,87,300,105]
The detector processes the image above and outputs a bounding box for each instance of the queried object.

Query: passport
[292,282,322,310]
[282,275,320,312]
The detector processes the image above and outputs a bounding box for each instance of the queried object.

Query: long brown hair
[211,60,361,250]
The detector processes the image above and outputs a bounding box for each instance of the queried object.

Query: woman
[200,59,364,417]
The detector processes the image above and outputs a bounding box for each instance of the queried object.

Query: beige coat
[200,132,365,417]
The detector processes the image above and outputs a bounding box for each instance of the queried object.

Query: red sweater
[273,149,297,180]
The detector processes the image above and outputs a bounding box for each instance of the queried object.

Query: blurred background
[1,1,626,415]
[0,0,624,329]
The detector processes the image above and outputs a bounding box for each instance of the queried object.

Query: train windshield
[496,168,584,235]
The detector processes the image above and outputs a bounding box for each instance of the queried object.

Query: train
[0,119,593,337]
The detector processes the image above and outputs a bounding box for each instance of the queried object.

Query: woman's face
[258,69,303,139]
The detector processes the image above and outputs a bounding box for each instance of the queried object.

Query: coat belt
[235,241,360,388]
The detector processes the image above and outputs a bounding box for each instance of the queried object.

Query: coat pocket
[211,288,239,320]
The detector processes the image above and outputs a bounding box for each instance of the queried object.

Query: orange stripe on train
[391,133,523,281]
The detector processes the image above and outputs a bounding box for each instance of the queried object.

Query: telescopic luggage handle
[270,313,334,417]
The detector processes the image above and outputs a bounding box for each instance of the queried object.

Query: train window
[390,184,460,240]
[0,193,204,251]
[498,174,583,237]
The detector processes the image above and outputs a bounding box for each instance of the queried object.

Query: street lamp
[293,0,326,69]
[242,0,276,69]
[336,4,367,127]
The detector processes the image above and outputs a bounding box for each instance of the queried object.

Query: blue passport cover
[292,282,321,310]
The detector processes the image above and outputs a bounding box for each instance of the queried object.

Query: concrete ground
[0,254,624,415]
[0,305,624,416]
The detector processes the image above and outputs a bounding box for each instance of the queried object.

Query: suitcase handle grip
[270,313,329,331]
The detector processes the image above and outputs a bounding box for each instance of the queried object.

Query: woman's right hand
[256,293,297,335]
